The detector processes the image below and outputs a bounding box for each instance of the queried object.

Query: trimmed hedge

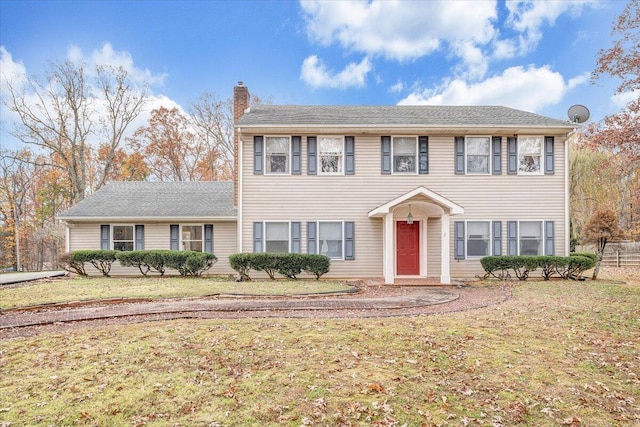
[480,254,596,281]
[228,253,331,281]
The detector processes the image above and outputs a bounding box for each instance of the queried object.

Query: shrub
[303,254,331,280]
[276,253,305,279]
[116,251,151,276]
[570,252,597,263]
[249,253,281,280]
[479,256,513,280]
[60,251,89,276]
[88,250,119,277]
[143,250,171,276]
[536,256,569,280]
[164,251,217,276]
[566,255,596,279]
[229,253,253,281]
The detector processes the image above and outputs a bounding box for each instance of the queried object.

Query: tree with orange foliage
[582,209,624,279]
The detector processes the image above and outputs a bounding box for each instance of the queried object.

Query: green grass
[0,276,355,309]
[1,273,639,426]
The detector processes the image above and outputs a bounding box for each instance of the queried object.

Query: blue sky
[0,0,630,150]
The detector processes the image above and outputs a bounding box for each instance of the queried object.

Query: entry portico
[369,186,464,285]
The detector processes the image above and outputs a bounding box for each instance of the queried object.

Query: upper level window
[393,137,417,173]
[113,225,134,251]
[319,221,343,259]
[265,136,290,174]
[466,137,490,174]
[265,222,289,253]
[467,221,490,257]
[182,225,203,251]
[518,136,543,174]
[318,137,344,174]
[519,221,543,255]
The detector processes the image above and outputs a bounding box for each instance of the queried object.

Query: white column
[65,224,70,253]
[440,212,451,284]
[384,212,394,284]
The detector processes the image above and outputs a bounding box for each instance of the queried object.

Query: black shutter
[170,224,179,250]
[507,221,518,255]
[307,137,317,175]
[135,225,145,250]
[345,136,355,175]
[253,222,263,253]
[254,136,264,175]
[492,136,502,175]
[345,221,355,260]
[454,136,465,175]
[492,221,502,256]
[419,136,429,174]
[307,222,317,254]
[204,224,214,253]
[544,136,554,175]
[454,221,465,260]
[291,222,301,253]
[381,136,391,174]
[507,137,517,175]
[292,136,301,175]
[545,221,555,255]
[100,225,110,250]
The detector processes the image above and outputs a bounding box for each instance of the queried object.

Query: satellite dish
[567,104,590,124]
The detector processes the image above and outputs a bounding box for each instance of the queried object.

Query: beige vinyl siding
[241,133,567,279]
[67,222,237,276]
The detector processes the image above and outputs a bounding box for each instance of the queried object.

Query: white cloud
[301,55,371,89]
[390,80,404,93]
[611,90,640,110]
[398,65,588,113]
[0,46,28,89]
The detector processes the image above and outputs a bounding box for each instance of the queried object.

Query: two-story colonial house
[59,82,576,283]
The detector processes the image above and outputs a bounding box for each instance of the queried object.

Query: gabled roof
[369,186,464,217]
[236,105,574,129]
[58,181,236,221]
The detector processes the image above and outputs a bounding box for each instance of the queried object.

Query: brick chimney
[233,81,250,207]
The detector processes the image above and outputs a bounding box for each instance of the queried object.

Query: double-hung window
[519,221,543,255]
[265,222,290,253]
[466,137,490,174]
[265,136,290,174]
[319,221,343,259]
[318,137,344,174]
[518,136,543,174]
[113,225,134,251]
[182,225,203,251]
[393,137,417,173]
[466,221,490,257]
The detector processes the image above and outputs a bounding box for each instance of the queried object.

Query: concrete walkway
[0,288,459,329]
[0,271,67,285]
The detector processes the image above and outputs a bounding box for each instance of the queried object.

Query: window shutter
[291,222,301,253]
[291,136,301,175]
[507,221,518,255]
[492,221,502,256]
[254,136,264,175]
[492,136,502,175]
[381,136,391,174]
[307,221,317,254]
[419,136,429,174]
[253,222,263,253]
[204,224,214,253]
[544,136,554,175]
[345,136,355,175]
[307,136,317,175]
[545,221,555,255]
[100,225,110,250]
[507,137,517,175]
[135,225,145,250]
[345,221,355,260]
[454,221,465,260]
[454,136,465,175]
[170,224,179,250]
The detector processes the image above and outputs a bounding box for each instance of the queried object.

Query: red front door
[396,221,420,275]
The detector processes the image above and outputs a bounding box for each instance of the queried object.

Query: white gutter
[57,216,238,222]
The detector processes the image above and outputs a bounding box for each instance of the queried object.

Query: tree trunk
[592,251,603,280]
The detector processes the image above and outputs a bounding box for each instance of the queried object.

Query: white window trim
[465,136,491,175]
[180,224,204,252]
[517,220,544,256]
[391,135,418,175]
[517,135,544,176]
[263,220,291,253]
[264,135,292,176]
[317,135,345,176]
[111,224,135,251]
[465,220,492,259]
[316,220,345,261]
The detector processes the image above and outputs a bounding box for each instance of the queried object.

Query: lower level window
[520,221,542,255]
[113,225,134,251]
[182,225,203,251]
[319,221,343,259]
[265,222,289,253]
[467,221,490,257]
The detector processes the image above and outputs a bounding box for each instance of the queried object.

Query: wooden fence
[601,250,640,267]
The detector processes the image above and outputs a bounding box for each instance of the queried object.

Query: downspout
[237,127,243,254]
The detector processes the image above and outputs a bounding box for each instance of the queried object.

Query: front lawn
[0,276,355,310]
[1,271,638,426]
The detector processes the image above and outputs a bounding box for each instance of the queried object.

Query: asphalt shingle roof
[236,105,573,128]
[58,181,236,219]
